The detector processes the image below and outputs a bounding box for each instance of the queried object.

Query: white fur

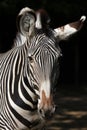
[55,24,77,39]
[40,80,50,98]
[80,15,86,22]
[19,7,34,16]
[35,13,42,29]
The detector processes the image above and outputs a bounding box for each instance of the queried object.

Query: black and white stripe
[0,29,61,130]
[0,13,61,130]
[0,43,40,129]
[0,7,86,130]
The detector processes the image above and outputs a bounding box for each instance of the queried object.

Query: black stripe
[21,80,38,106]
[6,101,32,128]
[24,73,36,94]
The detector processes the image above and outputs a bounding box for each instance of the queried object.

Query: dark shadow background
[0,0,87,88]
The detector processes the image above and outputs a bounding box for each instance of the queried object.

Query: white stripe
[35,13,42,29]
[41,80,50,98]
[55,24,77,39]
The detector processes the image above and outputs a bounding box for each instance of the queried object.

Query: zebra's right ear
[54,15,86,40]
[16,7,36,37]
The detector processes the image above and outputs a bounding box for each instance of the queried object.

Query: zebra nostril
[44,110,53,119]
[39,109,45,118]
[39,108,54,119]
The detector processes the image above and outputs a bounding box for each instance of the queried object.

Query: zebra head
[27,32,61,119]
[16,7,86,120]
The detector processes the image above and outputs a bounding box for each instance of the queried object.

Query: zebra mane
[13,32,26,47]
[13,28,55,47]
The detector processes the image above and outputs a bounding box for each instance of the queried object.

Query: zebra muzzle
[38,90,55,119]
[38,106,55,119]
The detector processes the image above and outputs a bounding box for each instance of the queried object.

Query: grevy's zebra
[0,7,86,130]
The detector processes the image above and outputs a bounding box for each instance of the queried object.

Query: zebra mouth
[39,109,54,120]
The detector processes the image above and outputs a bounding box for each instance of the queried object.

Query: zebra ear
[17,7,36,37]
[54,15,86,40]
[35,9,51,29]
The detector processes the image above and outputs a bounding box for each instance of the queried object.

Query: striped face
[28,30,61,119]
[15,7,86,120]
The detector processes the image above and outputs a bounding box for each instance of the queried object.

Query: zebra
[0,7,86,130]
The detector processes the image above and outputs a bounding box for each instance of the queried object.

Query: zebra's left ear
[35,9,51,29]
[54,15,86,40]
[16,7,36,37]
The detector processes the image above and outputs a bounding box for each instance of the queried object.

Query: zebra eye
[28,56,34,63]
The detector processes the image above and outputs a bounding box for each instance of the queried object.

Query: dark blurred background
[0,0,87,89]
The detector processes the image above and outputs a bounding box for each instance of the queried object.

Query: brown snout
[38,90,55,119]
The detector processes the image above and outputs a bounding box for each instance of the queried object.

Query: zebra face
[15,7,86,121]
[28,31,61,119]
